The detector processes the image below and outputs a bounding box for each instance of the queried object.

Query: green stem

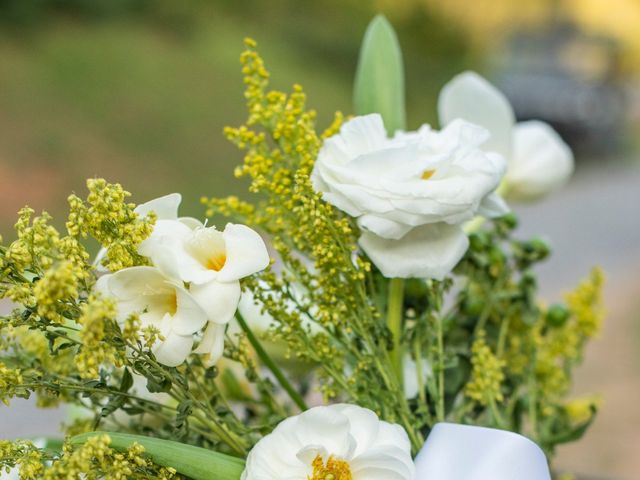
[235,312,308,411]
[435,314,445,422]
[387,278,405,389]
[488,396,506,429]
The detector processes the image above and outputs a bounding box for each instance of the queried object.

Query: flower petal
[477,192,510,218]
[357,214,414,240]
[194,322,226,367]
[134,193,182,220]
[438,71,514,159]
[178,216,204,230]
[171,285,208,336]
[138,219,193,280]
[294,406,355,459]
[508,121,574,201]
[189,280,241,324]
[218,224,270,282]
[103,266,171,300]
[153,330,194,367]
[359,223,469,279]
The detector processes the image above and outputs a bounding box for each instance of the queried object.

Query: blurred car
[494,21,626,155]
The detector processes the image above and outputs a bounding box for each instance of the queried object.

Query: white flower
[439,72,574,201]
[138,220,269,319]
[241,404,415,480]
[312,113,507,279]
[96,266,208,367]
[136,218,269,366]
[140,221,269,286]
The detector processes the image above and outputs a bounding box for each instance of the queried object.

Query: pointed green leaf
[71,432,245,480]
[354,14,406,134]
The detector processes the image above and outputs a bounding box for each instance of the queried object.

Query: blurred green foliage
[0,0,475,235]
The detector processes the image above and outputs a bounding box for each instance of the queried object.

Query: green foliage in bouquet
[1,15,604,480]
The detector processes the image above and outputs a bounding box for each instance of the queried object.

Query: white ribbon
[414,423,551,480]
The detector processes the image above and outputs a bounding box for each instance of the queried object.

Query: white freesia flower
[439,72,574,201]
[312,113,507,279]
[139,220,269,315]
[241,403,415,480]
[96,266,208,367]
[136,217,269,366]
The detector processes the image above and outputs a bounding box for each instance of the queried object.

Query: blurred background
[0,0,639,478]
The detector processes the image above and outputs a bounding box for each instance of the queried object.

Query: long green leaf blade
[71,432,245,480]
[354,14,406,134]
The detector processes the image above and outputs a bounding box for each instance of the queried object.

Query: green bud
[546,304,571,327]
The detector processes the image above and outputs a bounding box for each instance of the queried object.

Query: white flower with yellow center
[96,266,208,367]
[439,72,574,201]
[241,404,415,480]
[312,114,507,279]
[137,218,270,365]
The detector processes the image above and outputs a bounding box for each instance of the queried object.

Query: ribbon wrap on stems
[415,423,551,480]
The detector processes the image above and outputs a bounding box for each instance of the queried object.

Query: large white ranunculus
[312,113,507,279]
[241,404,415,480]
[438,72,574,201]
[96,266,208,367]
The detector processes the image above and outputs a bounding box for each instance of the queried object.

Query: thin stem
[387,277,405,389]
[488,397,506,429]
[235,312,308,411]
[435,313,445,422]
[528,367,539,442]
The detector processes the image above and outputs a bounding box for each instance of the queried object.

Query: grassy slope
[0,15,353,234]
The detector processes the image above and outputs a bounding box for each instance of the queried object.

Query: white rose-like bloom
[241,404,415,480]
[312,114,507,279]
[438,72,574,201]
[96,266,208,367]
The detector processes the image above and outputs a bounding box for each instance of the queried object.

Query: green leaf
[354,14,406,134]
[70,432,245,480]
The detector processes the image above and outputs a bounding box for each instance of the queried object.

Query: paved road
[514,162,640,299]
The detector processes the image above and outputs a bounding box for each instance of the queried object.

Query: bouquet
[0,15,604,480]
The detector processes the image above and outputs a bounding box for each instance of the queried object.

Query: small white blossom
[241,404,415,480]
[439,72,574,201]
[97,266,207,367]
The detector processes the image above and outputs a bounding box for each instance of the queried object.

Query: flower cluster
[97,193,270,367]
[465,333,506,408]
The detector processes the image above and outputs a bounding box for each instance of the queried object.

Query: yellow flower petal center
[421,169,435,180]
[206,253,227,271]
[309,455,352,480]
[167,291,178,316]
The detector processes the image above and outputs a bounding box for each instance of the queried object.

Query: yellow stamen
[421,169,435,180]
[206,253,227,271]
[309,455,352,480]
